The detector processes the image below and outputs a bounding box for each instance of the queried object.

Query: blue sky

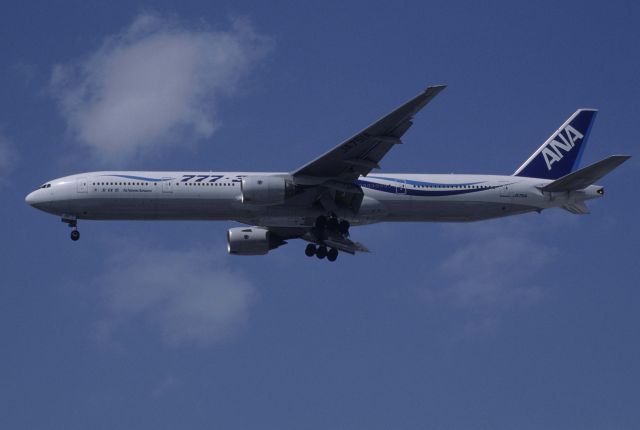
[1,1,639,429]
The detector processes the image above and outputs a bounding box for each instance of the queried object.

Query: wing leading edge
[292,85,446,182]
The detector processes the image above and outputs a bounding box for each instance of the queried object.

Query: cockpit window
[39,184,51,189]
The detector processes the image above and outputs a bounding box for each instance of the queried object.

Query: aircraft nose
[25,190,46,208]
[25,191,37,206]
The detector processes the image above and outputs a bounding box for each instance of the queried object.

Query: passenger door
[162,178,173,193]
[76,177,88,193]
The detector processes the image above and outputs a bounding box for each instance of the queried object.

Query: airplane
[26,85,630,261]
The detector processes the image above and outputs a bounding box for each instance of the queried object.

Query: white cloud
[96,245,257,347]
[422,219,557,335]
[51,13,271,163]
[436,232,550,308]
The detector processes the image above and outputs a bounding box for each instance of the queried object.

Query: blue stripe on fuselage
[368,176,485,187]
[357,179,504,197]
[103,174,173,182]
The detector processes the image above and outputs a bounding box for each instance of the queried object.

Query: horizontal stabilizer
[563,202,590,215]
[541,155,631,192]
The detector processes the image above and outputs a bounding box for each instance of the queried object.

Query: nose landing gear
[62,216,80,242]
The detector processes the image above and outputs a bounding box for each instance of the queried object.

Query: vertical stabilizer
[514,109,597,179]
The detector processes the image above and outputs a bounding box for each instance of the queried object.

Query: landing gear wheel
[316,246,327,259]
[338,220,350,235]
[305,244,316,257]
[327,248,338,262]
[70,230,80,241]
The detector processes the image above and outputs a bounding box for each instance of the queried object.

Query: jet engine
[241,176,291,205]
[227,227,286,255]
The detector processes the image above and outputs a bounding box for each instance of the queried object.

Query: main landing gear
[303,215,350,262]
[305,244,339,262]
[62,216,80,241]
[315,215,350,236]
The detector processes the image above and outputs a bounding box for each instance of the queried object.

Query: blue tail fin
[513,109,598,179]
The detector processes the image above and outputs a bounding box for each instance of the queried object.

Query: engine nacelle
[241,176,289,205]
[227,227,284,255]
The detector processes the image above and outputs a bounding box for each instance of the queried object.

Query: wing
[291,85,446,182]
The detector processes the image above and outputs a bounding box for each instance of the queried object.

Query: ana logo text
[542,125,584,170]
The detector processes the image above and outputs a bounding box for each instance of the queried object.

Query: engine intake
[227,227,285,255]
[241,176,293,205]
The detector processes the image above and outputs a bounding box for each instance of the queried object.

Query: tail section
[546,154,630,216]
[514,109,598,179]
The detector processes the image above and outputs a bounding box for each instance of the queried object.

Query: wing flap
[323,237,370,254]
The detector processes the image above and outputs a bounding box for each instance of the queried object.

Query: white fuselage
[25,171,603,227]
